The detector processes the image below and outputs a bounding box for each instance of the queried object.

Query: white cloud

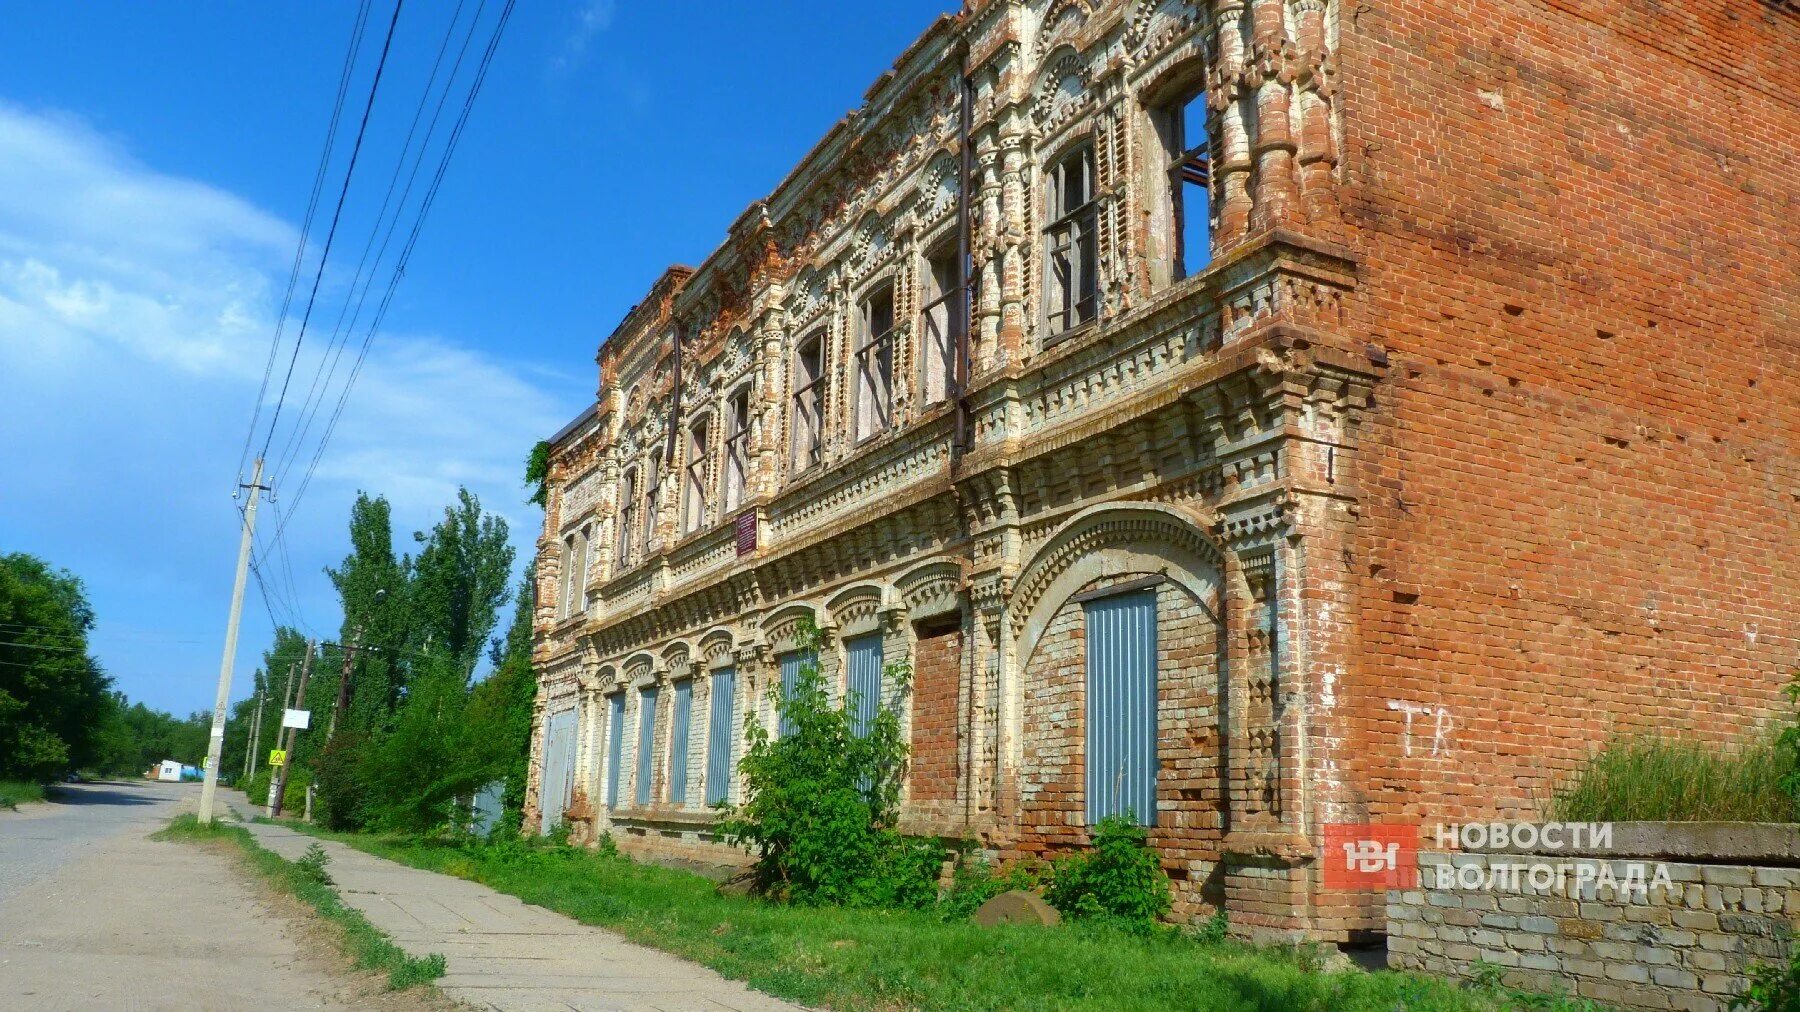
[0,101,570,713]
[550,0,617,75]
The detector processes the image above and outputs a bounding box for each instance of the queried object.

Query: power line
[269,0,476,485]
[274,0,516,536]
[237,0,376,484]
[257,0,408,464]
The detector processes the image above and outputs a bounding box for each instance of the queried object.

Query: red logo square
[1322,823,1417,890]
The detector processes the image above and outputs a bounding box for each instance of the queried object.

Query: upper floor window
[920,244,960,406]
[790,330,826,472]
[642,453,661,556]
[1160,89,1212,278]
[564,525,590,619]
[616,469,638,568]
[1045,145,1098,338]
[722,387,750,512]
[854,285,895,440]
[561,532,578,618]
[681,418,710,535]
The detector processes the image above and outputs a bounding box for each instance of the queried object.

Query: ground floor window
[636,685,659,807]
[845,632,883,737]
[705,667,735,805]
[776,649,814,737]
[605,693,625,809]
[669,679,693,804]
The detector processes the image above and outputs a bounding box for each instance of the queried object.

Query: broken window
[920,244,960,406]
[855,284,895,440]
[722,387,749,512]
[616,469,638,568]
[790,330,825,471]
[1163,90,1211,279]
[642,453,661,556]
[681,418,711,535]
[1045,145,1099,338]
[561,532,578,618]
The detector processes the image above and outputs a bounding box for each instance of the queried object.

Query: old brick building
[528,0,1799,941]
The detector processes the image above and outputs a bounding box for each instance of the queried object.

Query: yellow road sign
[268,748,287,767]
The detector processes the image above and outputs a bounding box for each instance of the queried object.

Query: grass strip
[158,813,446,990]
[0,780,46,810]
[279,821,1601,1012]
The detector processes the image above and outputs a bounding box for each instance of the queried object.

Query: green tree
[717,617,938,908]
[0,553,111,780]
[324,493,409,737]
[407,487,514,674]
[464,569,538,816]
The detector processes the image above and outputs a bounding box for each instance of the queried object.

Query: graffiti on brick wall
[1387,700,1453,759]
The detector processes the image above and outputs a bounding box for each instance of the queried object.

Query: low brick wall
[1389,827,1800,1011]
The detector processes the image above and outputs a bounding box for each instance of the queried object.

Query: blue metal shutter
[669,680,693,804]
[1084,588,1158,825]
[845,633,883,737]
[606,693,625,809]
[705,667,735,805]
[778,650,814,737]
[636,685,659,807]
[539,709,576,833]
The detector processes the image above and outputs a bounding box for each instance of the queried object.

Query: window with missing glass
[1044,145,1098,338]
[790,330,826,471]
[722,387,749,512]
[855,285,895,440]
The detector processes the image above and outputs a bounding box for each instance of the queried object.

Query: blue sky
[0,1,957,715]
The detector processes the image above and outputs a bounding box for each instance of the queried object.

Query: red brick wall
[1010,575,1225,920]
[1334,0,1800,826]
[910,621,962,803]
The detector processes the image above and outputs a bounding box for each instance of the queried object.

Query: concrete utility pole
[268,641,314,819]
[199,457,268,826]
[243,686,265,782]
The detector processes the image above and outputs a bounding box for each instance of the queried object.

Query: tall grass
[0,780,46,810]
[1548,733,1798,823]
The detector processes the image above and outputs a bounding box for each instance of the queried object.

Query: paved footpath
[223,792,802,1012]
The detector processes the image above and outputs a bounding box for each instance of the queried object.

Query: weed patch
[1547,732,1797,823]
[0,779,46,810]
[158,814,444,991]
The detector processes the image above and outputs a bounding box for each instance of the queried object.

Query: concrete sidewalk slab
[222,794,800,1012]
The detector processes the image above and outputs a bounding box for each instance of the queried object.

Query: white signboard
[281,708,312,730]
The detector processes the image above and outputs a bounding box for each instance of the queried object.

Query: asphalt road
[0,779,186,903]
[0,779,431,1010]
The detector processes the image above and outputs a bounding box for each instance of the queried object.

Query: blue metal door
[1084,588,1157,825]
[845,633,883,737]
[669,679,693,804]
[636,685,659,806]
[706,667,735,805]
[606,693,625,809]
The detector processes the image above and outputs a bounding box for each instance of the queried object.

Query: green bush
[311,731,368,831]
[716,616,942,908]
[1734,947,1800,1011]
[244,765,309,813]
[939,850,1048,922]
[1045,815,1173,932]
[1548,732,1796,823]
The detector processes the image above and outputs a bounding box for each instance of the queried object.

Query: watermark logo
[1323,823,1417,890]
[1322,821,1678,896]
